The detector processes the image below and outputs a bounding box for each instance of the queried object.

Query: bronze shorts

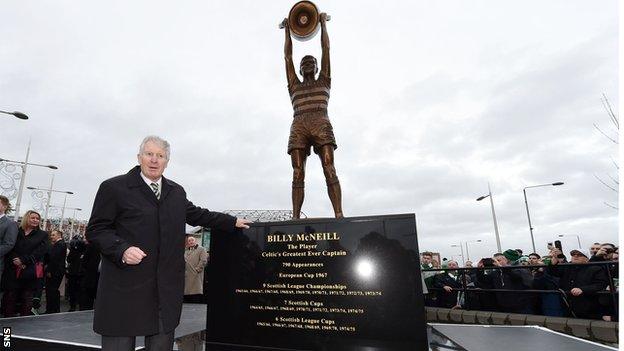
[287,112,337,155]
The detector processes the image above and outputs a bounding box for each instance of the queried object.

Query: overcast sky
[0,0,619,262]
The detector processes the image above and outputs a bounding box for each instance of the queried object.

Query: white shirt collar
[140,171,162,188]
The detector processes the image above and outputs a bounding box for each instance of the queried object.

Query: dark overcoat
[86,166,235,336]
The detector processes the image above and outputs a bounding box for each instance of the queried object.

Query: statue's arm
[283,19,298,86]
[319,13,330,78]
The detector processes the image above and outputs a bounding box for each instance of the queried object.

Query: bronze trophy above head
[279,1,331,41]
[281,1,343,220]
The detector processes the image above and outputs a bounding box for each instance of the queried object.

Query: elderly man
[86,136,250,351]
[548,249,608,319]
[184,235,208,303]
[432,260,464,308]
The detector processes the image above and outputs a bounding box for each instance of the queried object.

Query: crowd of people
[0,195,210,317]
[421,243,619,321]
[0,200,101,317]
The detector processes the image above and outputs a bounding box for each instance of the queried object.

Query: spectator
[489,250,537,314]
[0,196,18,303]
[528,253,541,266]
[432,260,463,309]
[66,236,86,312]
[420,252,436,306]
[471,258,498,311]
[44,229,67,314]
[515,249,523,256]
[464,261,473,268]
[589,243,602,257]
[531,251,564,317]
[1,210,47,317]
[79,238,101,310]
[548,249,608,319]
[590,243,616,262]
[183,236,208,303]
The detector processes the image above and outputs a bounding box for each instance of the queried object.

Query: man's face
[0,201,6,214]
[494,255,508,266]
[528,255,540,265]
[421,255,432,265]
[186,236,196,248]
[570,252,588,264]
[300,57,317,75]
[464,261,473,268]
[590,244,601,255]
[138,141,169,182]
[448,261,459,269]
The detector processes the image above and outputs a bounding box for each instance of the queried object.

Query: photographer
[531,252,564,317]
[547,249,608,319]
[489,250,537,314]
[471,257,498,311]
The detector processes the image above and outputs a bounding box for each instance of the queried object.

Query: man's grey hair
[139,135,171,160]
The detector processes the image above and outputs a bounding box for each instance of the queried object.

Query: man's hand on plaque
[236,218,252,229]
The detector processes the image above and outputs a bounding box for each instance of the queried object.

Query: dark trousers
[66,274,82,309]
[183,294,204,304]
[45,273,64,313]
[101,330,174,351]
[2,287,34,317]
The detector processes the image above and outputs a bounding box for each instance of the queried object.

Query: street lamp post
[523,182,564,253]
[27,185,73,231]
[464,240,482,261]
[70,208,82,236]
[1,141,58,219]
[0,110,29,120]
[476,182,502,252]
[450,244,465,265]
[48,204,81,238]
[558,234,582,250]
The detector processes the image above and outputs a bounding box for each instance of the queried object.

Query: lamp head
[12,111,29,120]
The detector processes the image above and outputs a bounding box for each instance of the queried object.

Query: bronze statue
[282,9,343,219]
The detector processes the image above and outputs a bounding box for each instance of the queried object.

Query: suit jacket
[0,215,18,278]
[86,166,236,336]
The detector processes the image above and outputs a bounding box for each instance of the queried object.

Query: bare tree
[594,93,618,209]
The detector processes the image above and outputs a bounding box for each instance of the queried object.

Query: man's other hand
[123,246,147,265]
[236,218,252,229]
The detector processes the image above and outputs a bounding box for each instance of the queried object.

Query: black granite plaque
[206,214,428,351]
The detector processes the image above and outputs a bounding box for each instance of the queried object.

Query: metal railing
[421,261,618,319]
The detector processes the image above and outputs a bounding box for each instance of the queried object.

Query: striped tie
[150,182,160,200]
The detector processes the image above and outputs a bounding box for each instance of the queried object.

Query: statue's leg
[291,149,307,219]
[319,145,343,218]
